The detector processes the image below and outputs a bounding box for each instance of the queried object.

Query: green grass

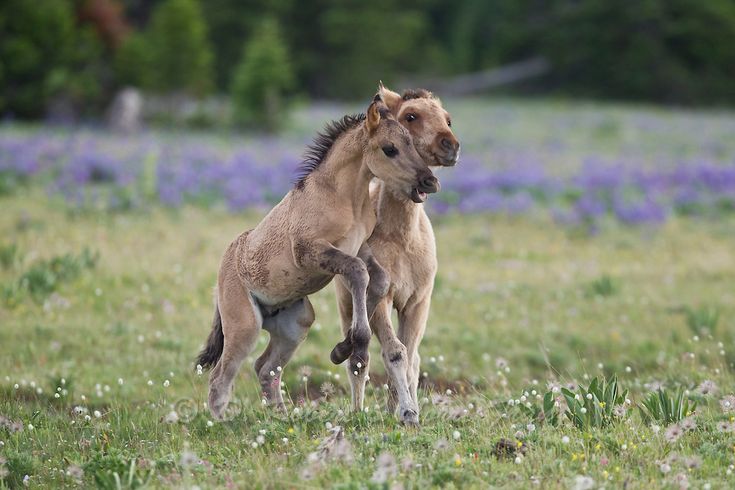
[1,190,734,488]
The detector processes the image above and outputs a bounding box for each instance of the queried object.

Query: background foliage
[2,0,735,122]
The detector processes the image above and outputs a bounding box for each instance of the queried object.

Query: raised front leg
[330,242,389,365]
[294,239,372,393]
[334,276,368,411]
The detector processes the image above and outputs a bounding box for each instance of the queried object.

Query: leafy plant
[638,389,696,426]
[1,451,35,488]
[586,275,618,297]
[85,451,153,489]
[12,248,98,302]
[562,376,628,430]
[519,391,560,426]
[684,305,719,335]
[0,243,20,269]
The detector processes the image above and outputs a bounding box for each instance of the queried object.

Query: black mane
[294,113,366,190]
[402,88,434,100]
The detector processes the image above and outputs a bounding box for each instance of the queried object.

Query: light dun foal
[331,85,459,425]
[197,97,439,419]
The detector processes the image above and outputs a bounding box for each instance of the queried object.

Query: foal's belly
[249,266,333,308]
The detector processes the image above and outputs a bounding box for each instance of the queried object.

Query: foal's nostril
[441,138,454,151]
[420,175,439,193]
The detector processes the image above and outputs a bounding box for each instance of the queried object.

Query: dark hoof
[400,409,420,427]
[330,338,353,365]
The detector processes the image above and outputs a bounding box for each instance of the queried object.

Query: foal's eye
[405,113,417,122]
[447,118,452,127]
[382,145,399,158]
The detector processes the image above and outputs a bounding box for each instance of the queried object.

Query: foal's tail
[196,304,224,370]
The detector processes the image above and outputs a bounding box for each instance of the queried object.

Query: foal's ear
[377,82,402,115]
[366,100,381,134]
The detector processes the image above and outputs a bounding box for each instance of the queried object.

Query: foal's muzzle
[411,173,440,203]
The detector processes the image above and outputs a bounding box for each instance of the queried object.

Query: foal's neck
[376,182,423,233]
[316,126,374,211]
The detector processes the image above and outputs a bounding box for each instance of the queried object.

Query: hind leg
[254,298,314,409]
[208,267,262,420]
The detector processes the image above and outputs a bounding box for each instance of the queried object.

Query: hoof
[330,338,353,364]
[400,409,420,427]
[209,402,226,421]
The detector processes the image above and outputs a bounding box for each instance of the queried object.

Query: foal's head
[377,83,460,167]
[364,98,439,203]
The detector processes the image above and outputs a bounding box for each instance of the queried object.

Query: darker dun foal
[196,96,439,419]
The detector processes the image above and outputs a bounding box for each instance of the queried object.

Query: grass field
[1,99,735,488]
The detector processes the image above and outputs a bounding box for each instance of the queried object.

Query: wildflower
[562,435,570,444]
[514,456,522,464]
[683,456,702,469]
[371,452,398,483]
[716,421,734,433]
[163,379,170,387]
[697,380,718,396]
[434,438,450,451]
[673,472,689,489]
[93,410,102,418]
[660,463,671,474]
[720,395,735,414]
[298,365,312,378]
[495,358,508,369]
[206,420,214,427]
[196,364,203,376]
[320,382,335,398]
[680,417,696,432]
[27,424,34,431]
[573,475,595,490]
[664,424,683,443]
[452,430,461,440]
[164,411,179,424]
[612,405,626,417]
[72,406,87,416]
[66,464,84,481]
[180,449,198,467]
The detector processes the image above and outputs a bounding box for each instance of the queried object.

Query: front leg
[293,240,372,386]
[330,242,389,365]
[360,242,390,318]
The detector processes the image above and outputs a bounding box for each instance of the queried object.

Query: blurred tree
[203,0,292,90]
[0,0,107,118]
[230,17,293,132]
[543,0,735,104]
[114,32,154,88]
[78,0,131,49]
[317,0,437,97]
[146,0,213,95]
